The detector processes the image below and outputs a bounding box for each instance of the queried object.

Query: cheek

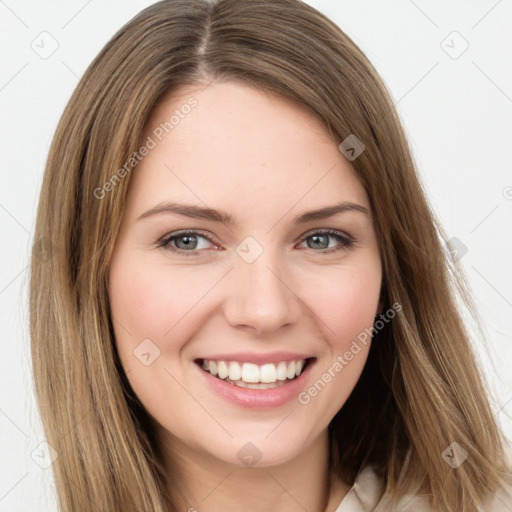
[304,264,381,349]
[295,266,380,419]
[108,258,202,416]
[109,258,217,345]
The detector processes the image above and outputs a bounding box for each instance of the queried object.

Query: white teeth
[260,363,277,383]
[217,361,229,379]
[241,363,260,383]
[228,361,242,381]
[225,378,289,389]
[200,358,308,384]
[208,360,217,376]
[256,381,279,389]
[276,361,287,381]
[286,361,296,379]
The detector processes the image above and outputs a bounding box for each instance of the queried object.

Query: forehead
[125,80,369,222]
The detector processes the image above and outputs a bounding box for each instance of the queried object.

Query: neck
[159,428,349,512]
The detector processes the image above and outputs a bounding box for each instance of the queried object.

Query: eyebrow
[137,201,369,224]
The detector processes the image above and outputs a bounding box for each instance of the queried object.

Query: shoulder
[335,465,512,512]
[333,465,431,511]
[333,465,385,512]
[381,474,512,512]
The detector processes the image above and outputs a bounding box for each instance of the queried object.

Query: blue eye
[157,229,354,256]
[157,230,216,254]
[298,230,353,253]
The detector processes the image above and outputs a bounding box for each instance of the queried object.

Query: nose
[223,248,302,336]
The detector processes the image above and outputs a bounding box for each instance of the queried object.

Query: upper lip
[196,351,315,365]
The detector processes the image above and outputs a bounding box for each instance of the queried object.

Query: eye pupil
[176,235,197,250]
[308,234,329,249]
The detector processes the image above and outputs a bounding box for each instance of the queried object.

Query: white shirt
[335,465,512,511]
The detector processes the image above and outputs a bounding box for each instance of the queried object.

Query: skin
[108,80,382,512]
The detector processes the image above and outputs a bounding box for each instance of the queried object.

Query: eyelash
[156,229,355,256]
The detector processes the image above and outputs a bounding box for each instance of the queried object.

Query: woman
[29,0,511,510]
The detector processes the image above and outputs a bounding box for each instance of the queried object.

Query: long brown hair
[30,1,510,510]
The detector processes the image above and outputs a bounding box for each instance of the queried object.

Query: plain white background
[1,1,511,509]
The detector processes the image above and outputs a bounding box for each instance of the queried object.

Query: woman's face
[108,80,382,468]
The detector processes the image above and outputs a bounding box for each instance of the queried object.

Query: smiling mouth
[195,357,315,389]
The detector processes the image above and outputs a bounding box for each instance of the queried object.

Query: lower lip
[195,359,315,409]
